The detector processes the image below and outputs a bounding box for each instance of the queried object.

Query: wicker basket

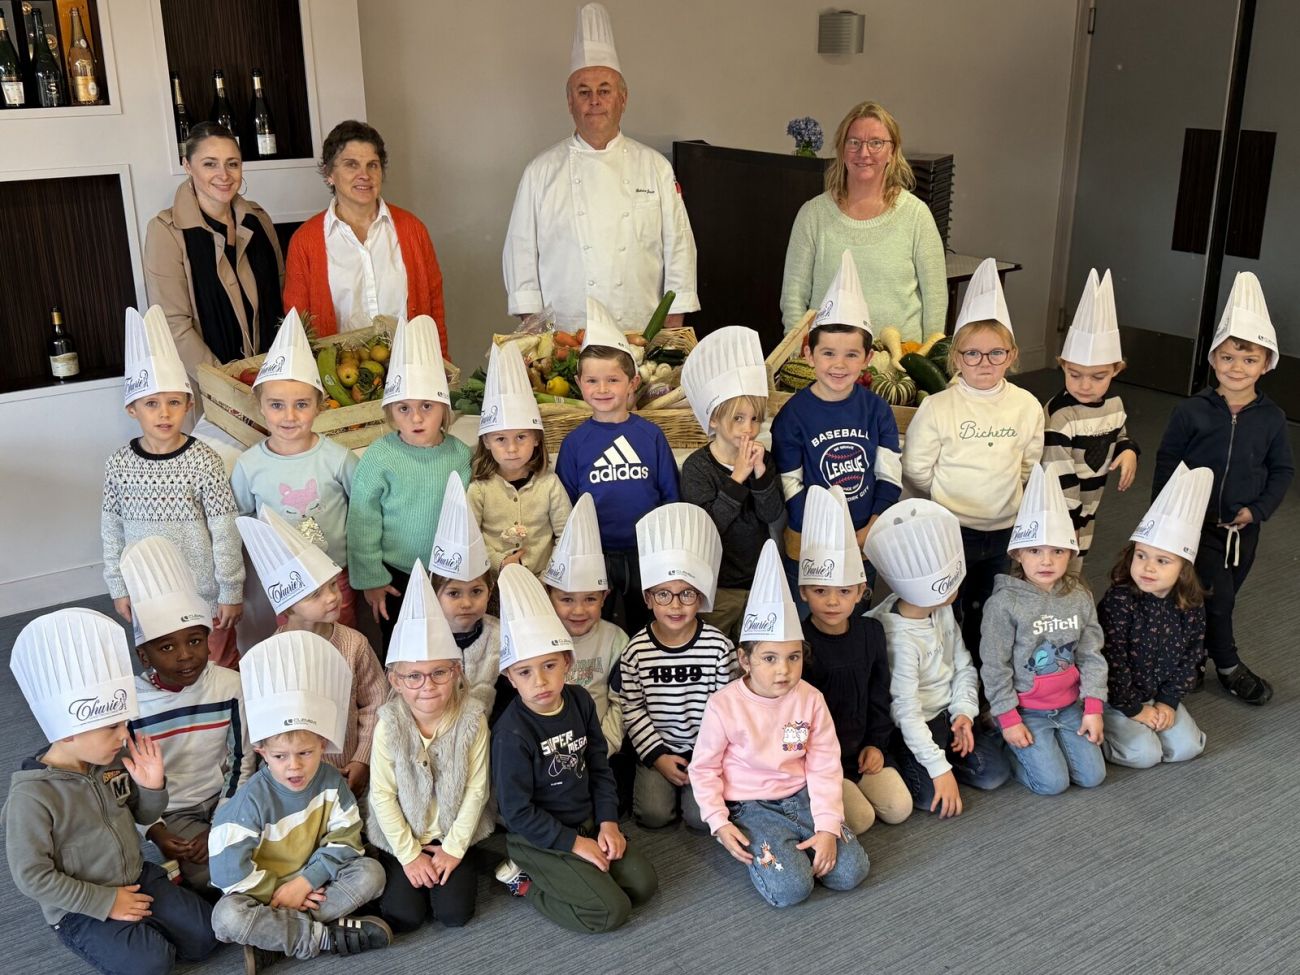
[195,323,460,450]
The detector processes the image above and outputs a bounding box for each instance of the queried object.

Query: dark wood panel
[1224,128,1275,260]
[1171,127,1220,255]
[159,0,312,161]
[1114,324,1194,397]
[0,174,135,391]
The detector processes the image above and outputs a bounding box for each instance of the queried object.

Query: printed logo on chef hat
[799,557,837,581]
[931,560,965,598]
[385,374,401,396]
[268,570,306,607]
[431,547,463,575]
[123,369,152,399]
[259,355,287,378]
[1008,520,1040,546]
[743,612,779,636]
[480,404,498,426]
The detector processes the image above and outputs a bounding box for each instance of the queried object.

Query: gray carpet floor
[2,374,1298,975]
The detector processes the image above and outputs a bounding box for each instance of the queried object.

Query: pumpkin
[872,370,916,406]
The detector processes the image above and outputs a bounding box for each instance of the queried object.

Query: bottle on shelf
[49,308,80,382]
[65,8,99,106]
[171,72,191,162]
[249,68,277,159]
[0,13,23,108]
[28,9,67,108]
[209,68,238,146]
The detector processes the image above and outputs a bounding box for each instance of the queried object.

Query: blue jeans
[727,787,870,908]
[1006,703,1106,795]
[53,861,218,975]
[895,714,1011,810]
[1102,703,1205,768]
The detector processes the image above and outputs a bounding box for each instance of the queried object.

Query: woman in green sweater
[780,101,947,343]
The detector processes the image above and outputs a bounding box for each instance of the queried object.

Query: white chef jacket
[503,131,700,331]
[325,197,409,332]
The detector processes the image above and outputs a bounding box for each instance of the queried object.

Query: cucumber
[900,352,948,395]
[641,290,676,344]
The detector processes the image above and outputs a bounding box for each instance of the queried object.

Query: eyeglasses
[958,348,1011,366]
[393,667,457,689]
[844,138,893,155]
[648,587,700,606]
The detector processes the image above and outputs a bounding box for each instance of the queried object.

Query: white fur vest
[365,695,494,855]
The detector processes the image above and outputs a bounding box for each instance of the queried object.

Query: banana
[317,345,350,405]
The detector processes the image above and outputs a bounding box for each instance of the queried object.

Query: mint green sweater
[780,190,947,343]
[346,432,472,590]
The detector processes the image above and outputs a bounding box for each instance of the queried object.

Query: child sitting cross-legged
[492,565,658,934]
[209,632,391,971]
[690,541,871,908]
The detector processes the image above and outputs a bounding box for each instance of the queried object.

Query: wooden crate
[195,324,459,450]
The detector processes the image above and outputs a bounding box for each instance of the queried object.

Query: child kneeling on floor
[690,542,870,908]
[6,609,218,975]
[366,562,493,932]
[492,565,657,934]
[209,632,390,970]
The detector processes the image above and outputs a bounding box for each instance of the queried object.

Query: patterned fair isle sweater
[1042,390,1139,559]
[101,436,244,607]
[1098,585,1205,717]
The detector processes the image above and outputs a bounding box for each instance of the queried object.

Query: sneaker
[243,945,283,974]
[495,858,532,897]
[327,915,393,956]
[1218,661,1274,705]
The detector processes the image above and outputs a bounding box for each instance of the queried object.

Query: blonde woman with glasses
[780,101,946,342]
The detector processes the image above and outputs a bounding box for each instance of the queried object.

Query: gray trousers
[211,856,385,959]
[634,762,706,830]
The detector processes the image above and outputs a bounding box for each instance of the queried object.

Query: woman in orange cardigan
[283,120,448,357]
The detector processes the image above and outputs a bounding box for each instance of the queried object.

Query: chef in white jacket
[502,2,700,332]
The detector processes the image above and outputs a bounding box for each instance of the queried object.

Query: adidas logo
[588,435,649,483]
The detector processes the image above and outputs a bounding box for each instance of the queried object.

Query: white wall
[358,0,1082,370]
[0,0,366,613]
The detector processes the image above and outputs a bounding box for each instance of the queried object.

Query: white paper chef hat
[1209,271,1279,371]
[123,304,192,405]
[241,630,352,752]
[569,2,621,76]
[580,296,633,357]
[798,485,866,587]
[1060,268,1123,367]
[680,325,769,434]
[254,308,324,393]
[954,257,1013,335]
[498,563,575,671]
[237,507,342,614]
[542,493,608,592]
[864,499,966,608]
[636,502,723,611]
[479,341,544,436]
[739,539,803,643]
[120,536,212,645]
[429,475,490,582]
[383,315,451,406]
[1131,462,1213,561]
[1008,462,1078,553]
[11,608,138,742]
[388,559,461,664]
[811,250,873,336]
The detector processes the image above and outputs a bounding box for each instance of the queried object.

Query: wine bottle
[0,13,22,108]
[171,72,191,161]
[66,8,99,105]
[49,308,80,381]
[209,68,238,146]
[249,68,277,158]
[28,10,66,108]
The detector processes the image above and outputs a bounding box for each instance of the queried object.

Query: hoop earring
[239,178,248,196]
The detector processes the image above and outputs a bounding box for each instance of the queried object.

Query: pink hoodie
[689,677,845,835]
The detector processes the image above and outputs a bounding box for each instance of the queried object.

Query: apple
[237,367,259,386]
[337,363,360,387]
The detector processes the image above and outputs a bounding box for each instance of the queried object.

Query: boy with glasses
[619,503,735,830]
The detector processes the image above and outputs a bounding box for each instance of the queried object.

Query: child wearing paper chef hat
[208,631,392,965]
[104,304,245,668]
[121,536,256,892]
[979,463,1109,797]
[1043,268,1140,567]
[688,540,871,909]
[348,314,472,655]
[4,608,220,975]
[1151,271,1294,705]
[232,308,362,628]
[1097,463,1213,769]
[491,564,658,933]
[866,499,1011,818]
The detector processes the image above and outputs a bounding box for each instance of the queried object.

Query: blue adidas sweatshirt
[556,414,680,551]
[771,384,902,532]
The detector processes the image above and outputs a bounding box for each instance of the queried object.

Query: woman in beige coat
[143,121,285,382]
